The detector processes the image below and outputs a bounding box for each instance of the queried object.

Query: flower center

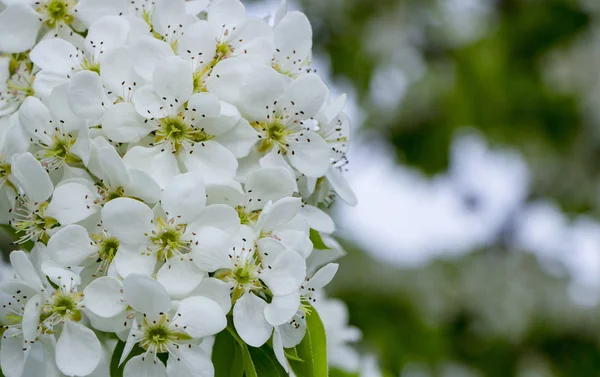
[98,237,120,263]
[154,115,213,153]
[236,206,260,226]
[44,291,83,323]
[139,316,191,354]
[42,133,81,169]
[38,0,75,27]
[215,42,234,60]
[255,119,291,153]
[149,217,189,261]
[10,201,60,245]
[0,161,11,182]
[81,57,100,74]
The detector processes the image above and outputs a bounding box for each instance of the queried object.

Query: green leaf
[309,229,330,250]
[0,224,33,252]
[284,346,304,362]
[248,345,288,377]
[330,368,360,377]
[226,326,258,377]
[110,341,144,377]
[213,330,244,377]
[288,304,329,377]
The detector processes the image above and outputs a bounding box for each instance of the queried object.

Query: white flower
[94,274,226,377]
[212,65,331,177]
[45,138,161,225]
[18,94,90,171]
[1,250,102,377]
[0,55,35,116]
[30,16,130,99]
[272,10,313,77]
[195,225,306,347]
[8,153,58,244]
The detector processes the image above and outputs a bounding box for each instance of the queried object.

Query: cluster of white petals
[0,0,356,376]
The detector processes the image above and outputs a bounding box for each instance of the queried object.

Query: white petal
[85,15,130,56]
[130,36,175,82]
[177,21,217,68]
[187,92,221,119]
[124,354,167,377]
[114,244,156,278]
[238,66,288,120]
[161,172,206,224]
[233,293,272,347]
[132,85,165,118]
[326,167,357,206]
[260,251,305,296]
[55,321,101,377]
[307,263,338,291]
[287,131,330,177]
[45,179,100,225]
[74,0,127,26]
[300,205,335,234]
[100,46,135,94]
[278,316,306,348]
[0,329,27,377]
[156,257,204,298]
[191,277,232,314]
[274,11,312,68]
[102,102,152,143]
[175,296,227,338]
[153,56,193,106]
[0,4,41,53]
[205,180,245,207]
[208,0,246,29]
[245,167,296,212]
[30,38,78,74]
[123,274,171,316]
[123,146,180,189]
[32,71,69,101]
[215,118,258,158]
[101,198,154,245]
[279,74,327,120]
[83,276,127,318]
[190,226,233,272]
[185,141,238,184]
[126,169,162,204]
[205,58,249,104]
[68,71,109,119]
[12,152,53,203]
[192,204,240,236]
[265,292,300,326]
[46,83,84,133]
[257,197,302,232]
[22,294,42,342]
[167,345,213,377]
[98,145,130,188]
[9,250,42,288]
[18,96,53,145]
[46,224,97,266]
[272,330,289,373]
[256,237,286,266]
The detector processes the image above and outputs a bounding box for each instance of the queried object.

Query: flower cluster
[0,0,356,376]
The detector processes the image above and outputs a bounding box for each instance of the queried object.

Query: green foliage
[309,229,330,250]
[110,341,145,377]
[288,303,329,377]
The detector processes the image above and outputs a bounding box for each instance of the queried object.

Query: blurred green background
[296,0,600,376]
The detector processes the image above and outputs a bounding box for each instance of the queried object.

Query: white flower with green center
[124,56,253,186]
[46,224,123,279]
[0,55,35,116]
[1,251,102,377]
[8,153,58,244]
[194,225,306,347]
[18,93,90,171]
[0,113,29,195]
[29,16,130,99]
[208,63,331,178]
[45,138,161,225]
[101,172,240,296]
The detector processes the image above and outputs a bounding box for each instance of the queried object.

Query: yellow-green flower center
[39,0,75,27]
[149,217,189,261]
[139,316,192,354]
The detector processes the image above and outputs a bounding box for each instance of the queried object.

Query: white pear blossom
[0,1,356,375]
